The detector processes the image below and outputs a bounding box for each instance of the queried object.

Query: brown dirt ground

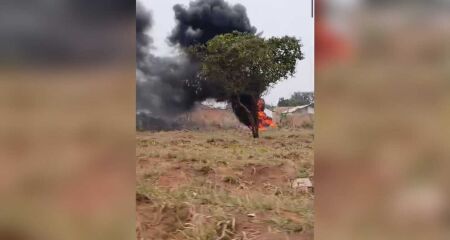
[136,128,314,240]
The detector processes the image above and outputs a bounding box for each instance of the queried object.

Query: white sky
[141,0,314,105]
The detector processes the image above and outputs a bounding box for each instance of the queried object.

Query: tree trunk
[235,95,259,138]
[252,125,259,138]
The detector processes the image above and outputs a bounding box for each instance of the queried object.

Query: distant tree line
[277,92,314,107]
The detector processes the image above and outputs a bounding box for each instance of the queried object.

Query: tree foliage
[191,32,303,98]
[189,32,303,137]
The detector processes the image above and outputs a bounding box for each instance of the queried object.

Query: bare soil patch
[136,128,314,240]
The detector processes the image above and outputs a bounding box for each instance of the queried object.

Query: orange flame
[257,98,276,130]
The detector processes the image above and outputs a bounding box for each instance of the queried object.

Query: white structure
[280,103,314,115]
[264,108,273,118]
[201,99,228,110]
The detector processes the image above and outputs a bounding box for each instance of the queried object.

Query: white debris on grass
[292,178,313,192]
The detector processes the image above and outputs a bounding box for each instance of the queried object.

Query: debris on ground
[292,178,313,192]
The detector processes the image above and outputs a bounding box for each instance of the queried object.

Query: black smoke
[169,0,257,47]
[136,2,200,118]
[136,0,257,129]
[136,1,153,63]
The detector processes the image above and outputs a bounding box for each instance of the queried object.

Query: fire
[257,98,276,130]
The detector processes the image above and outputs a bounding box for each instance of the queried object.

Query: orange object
[257,98,276,130]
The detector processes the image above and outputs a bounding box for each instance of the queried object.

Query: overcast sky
[141,0,314,105]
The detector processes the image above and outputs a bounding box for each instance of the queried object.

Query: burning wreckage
[136,0,301,137]
[136,98,275,132]
[257,99,276,130]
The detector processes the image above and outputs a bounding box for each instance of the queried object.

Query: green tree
[191,32,303,138]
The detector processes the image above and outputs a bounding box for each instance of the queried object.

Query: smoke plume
[136,0,257,126]
[169,0,257,47]
[136,1,153,63]
[136,2,200,117]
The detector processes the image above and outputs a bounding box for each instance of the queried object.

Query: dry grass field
[136,128,314,240]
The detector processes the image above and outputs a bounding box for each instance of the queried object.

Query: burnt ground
[136,128,314,240]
